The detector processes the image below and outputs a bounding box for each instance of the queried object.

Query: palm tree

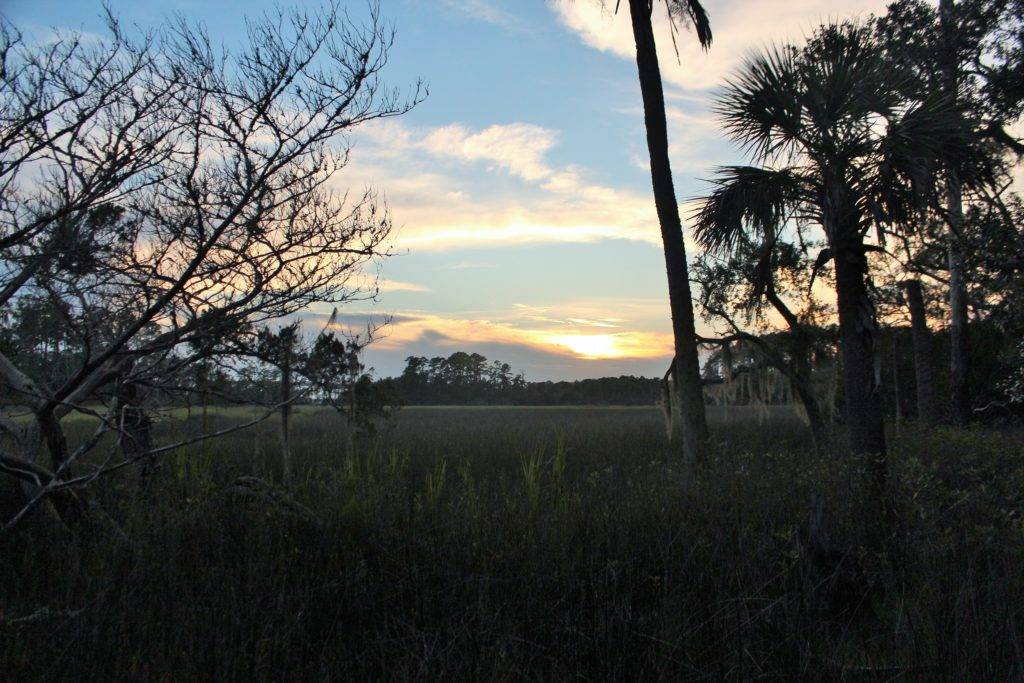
[624,0,712,463]
[692,25,971,485]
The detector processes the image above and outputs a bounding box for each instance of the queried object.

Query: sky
[1,0,896,379]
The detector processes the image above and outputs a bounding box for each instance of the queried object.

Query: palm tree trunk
[902,279,940,424]
[627,0,709,463]
[939,0,971,426]
[833,241,888,480]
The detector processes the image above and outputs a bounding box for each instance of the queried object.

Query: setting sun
[548,334,626,359]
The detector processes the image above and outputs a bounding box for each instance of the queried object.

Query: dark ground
[2,406,1023,680]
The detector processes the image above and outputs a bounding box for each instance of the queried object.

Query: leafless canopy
[0,2,422,533]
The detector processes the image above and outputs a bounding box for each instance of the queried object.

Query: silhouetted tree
[874,0,1024,424]
[901,279,941,424]
[623,0,712,463]
[693,24,981,487]
[257,323,302,485]
[693,238,835,448]
[0,5,421,537]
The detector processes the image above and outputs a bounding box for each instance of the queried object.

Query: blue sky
[2,0,894,379]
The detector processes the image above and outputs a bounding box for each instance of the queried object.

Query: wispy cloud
[341,119,674,251]
[438,0,517,26]
[421,123,559,183]
[442,261,498,270]
[349,273,430,294]
[378,278,430,293]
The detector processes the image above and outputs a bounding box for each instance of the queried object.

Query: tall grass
[2,407,1022,679]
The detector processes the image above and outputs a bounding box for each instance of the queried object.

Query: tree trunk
[627,0,709,464]
[891,330,902,434]
[38,411,69,471]
[1,449,131,552]
[946,181,970,425]
[939,0,971,426]
[280,356,292,486]
[791,363,826,452]
[115,381,156,479]
[902,279,940,424]
[832,242,888,481]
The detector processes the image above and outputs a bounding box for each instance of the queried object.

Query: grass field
[2,406,1023,679]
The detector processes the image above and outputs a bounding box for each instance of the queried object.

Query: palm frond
[715,47,804,159]
[798,23,904,133]
[665,0,712,50]
[872,90,987,226]
[691,166,805,256]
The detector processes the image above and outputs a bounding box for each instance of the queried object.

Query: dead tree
[690,240,834,450]
[0,5,421,537]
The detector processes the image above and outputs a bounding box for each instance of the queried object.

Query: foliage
[2,407,1022,678]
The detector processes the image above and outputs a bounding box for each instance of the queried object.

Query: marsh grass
[2,407,1022,679]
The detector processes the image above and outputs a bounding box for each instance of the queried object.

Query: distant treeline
[384,352,662,406]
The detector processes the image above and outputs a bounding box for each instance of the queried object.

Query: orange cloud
[336,303,674,362]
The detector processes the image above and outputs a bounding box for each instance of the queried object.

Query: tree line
[388,352,663,405]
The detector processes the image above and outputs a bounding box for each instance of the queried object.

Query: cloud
[340,119,677,251]
[344,273,430,295]
[421,123,559,182]
[442,261,498,270]
[299,297,713,380]
[378,278,430,293]
[362,305,675,380]
[550,0,892,91]
[438,0,517,26]
[321,299,675,364]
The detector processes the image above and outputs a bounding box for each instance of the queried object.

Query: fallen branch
[217,476,323,530]
[0,606,84,629]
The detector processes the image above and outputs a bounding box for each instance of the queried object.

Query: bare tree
[692,237,835,449]
[0,4,422,536]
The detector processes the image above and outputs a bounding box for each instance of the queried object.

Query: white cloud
[340,118,684,251]
[550,0,892,91]
[378,278,430,293]
[421,123,559,182]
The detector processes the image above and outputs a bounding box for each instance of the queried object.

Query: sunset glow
[549,334,625,359]
[4,0,904,380]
